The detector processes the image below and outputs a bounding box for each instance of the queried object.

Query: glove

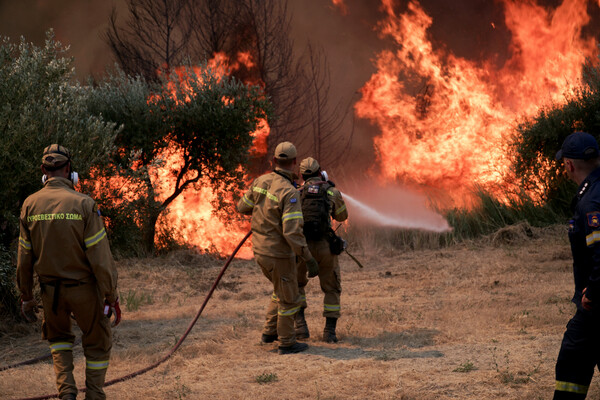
[306,257,319,278]
[104,297,122,327]
[21,299,38,322]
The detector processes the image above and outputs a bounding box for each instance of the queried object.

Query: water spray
[342,193,451,233]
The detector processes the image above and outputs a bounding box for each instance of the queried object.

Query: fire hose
[344,248,364,269]
[332,224,364,269]
[0,338,82,372]
[7,230,252,400]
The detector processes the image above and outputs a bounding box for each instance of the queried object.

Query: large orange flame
[354,0,597,204]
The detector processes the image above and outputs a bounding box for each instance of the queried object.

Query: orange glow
[97,52,266,258]
[355,0,598,205]
[151,144,254,259]
[332,0,348,15]
[237,51,255,69]
[153,52,267,258]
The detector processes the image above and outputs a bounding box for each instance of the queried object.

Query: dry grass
[2,224,599,399]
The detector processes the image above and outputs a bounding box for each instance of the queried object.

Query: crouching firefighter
[17,144,120,400]
[296,157,348,343]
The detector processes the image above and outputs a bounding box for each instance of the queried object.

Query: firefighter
[236,141,319,355]
[17,144,119,400]
[554,132,600,399]
[295,157,348,343]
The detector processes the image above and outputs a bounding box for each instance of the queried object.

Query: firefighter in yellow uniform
[17,144,119,400]
[237,141,319,355]
[296,157,348,343]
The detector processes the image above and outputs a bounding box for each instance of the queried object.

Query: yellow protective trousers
[297,239,342,319]
[41,280,112,400]
[255,254,301,346]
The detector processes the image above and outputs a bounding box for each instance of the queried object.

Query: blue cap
[556,132,599,160]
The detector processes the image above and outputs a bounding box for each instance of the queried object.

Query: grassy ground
[1,223,599,399]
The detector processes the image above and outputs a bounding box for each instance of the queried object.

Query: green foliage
[0,31,118,315]
[510,56,600,214]
[453,361,477,373]
[85,64,271,255]
[255,372,278,384]
[0,243,18,318]
[0,30,118,246]
[490,347,542,384]
[86,69,166,167]
[446,187,566,242]
[123,289,153,312]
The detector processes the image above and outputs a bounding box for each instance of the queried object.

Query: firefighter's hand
[21,299,38,322]
[104,297,122,327]
[582,288,592,311]
[306,257,319,278]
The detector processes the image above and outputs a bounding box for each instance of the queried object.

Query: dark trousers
[554,309,600,399]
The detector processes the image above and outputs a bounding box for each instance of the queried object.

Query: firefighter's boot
[278,342,309,355]
[261,333,278,343]
[85,361,108,400]
[295,308,310,339]
[323,317,338,343]
[52,349,77,399]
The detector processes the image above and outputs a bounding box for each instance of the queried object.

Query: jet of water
[343,193,451,233]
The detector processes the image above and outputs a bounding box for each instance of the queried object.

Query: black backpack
[300,181,331,241]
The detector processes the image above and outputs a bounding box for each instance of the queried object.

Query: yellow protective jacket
[17,177,118,303]
[303,176,349,224]
[237,167,312,260]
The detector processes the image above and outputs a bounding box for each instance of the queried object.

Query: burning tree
[511,56,600,214]
[106,0,352,169]
[85,65,271,255]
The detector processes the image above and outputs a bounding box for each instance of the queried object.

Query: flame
[96,52,266,258]
[152,122,269,259]
[354,0,598,205]
[332,0,348,15]
[153,52,267,258]
[151,144,255,259]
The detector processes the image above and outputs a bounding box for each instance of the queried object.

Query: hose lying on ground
[8,230,252,400]
[0,338,82,372]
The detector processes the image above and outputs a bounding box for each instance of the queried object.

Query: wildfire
[153,52,267,259]
[354,0,598,204]
[152,144,256,259]
[93,52,265,258]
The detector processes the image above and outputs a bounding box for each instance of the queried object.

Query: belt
[40,278,91,314]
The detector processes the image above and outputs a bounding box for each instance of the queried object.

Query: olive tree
[86,65,271,255]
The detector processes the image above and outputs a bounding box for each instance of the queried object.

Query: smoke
[341,183,451,233]
[0,0,127,80]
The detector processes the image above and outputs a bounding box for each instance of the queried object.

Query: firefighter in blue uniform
[554,131,600,399]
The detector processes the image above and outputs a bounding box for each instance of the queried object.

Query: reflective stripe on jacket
[17,177,118,302]
[237,168,311,260]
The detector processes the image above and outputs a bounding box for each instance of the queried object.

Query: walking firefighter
[17,144,120,400]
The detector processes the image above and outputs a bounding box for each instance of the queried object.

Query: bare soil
[2,224,598,399]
